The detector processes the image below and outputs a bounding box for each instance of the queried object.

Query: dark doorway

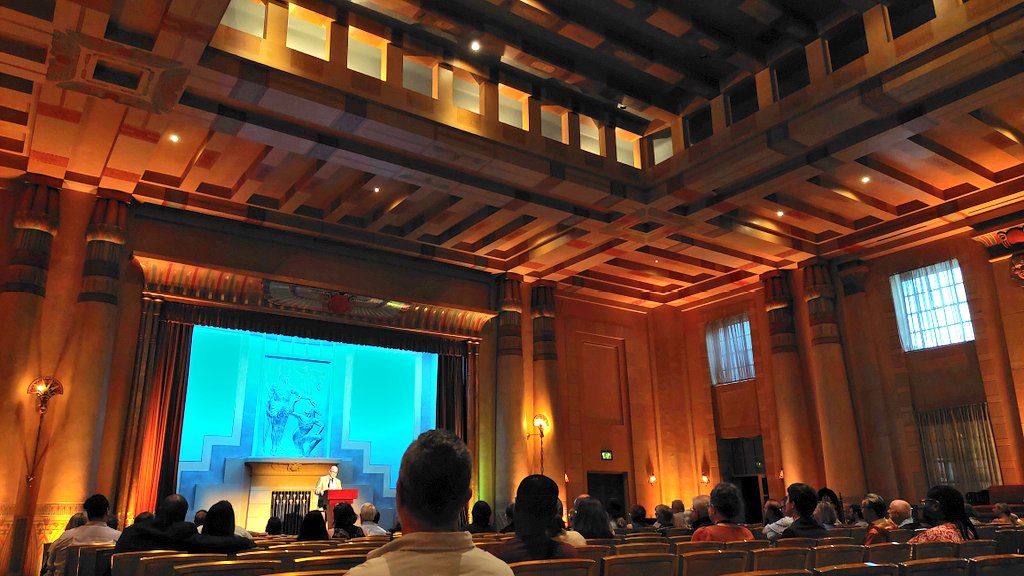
[587,472,628,510]
[736,476,764,524]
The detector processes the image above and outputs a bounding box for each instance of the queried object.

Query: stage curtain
[916,402,1002,492]
[437,350,468,441]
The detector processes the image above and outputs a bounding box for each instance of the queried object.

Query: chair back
[139,554,227,576]
[601,553,675,576]
[728,570,811,576]
[975,526,997,541]
[234,550,312,571]
[811,545,866,568]
[587,538,622,546]
[865,543,911,564]
[611,543,670,556]
[270,571,346,576]
[848,528,868,544]
[957,539,997,559]
[887,531,914,544]
[292,555,367,571]
[508,558,597,576]
[678,550,748,576]
[811,563,898,576]
[663,528,691,538]
[574,545,610,562]
[751,547,811,571]
[674,541,724,555]
[624,533,666,541]
[474,541,504,554]
[777,538,818,548]
[77,544,116,576]
[817,537,855,546]
[912,541,957,560]
[967,553,1024,576]
[171,560,279,576]
[321,545,377,555]
[994,531,1019,555]
[111,550,177,576]
[725,540,769,552]
[828,529,853,538]
[667,536,692,544]
[265,544,332,553]
[896,557,968,576]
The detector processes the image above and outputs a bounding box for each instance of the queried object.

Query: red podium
[325,489,359,529]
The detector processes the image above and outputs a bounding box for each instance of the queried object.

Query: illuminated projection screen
[176,326,438,529]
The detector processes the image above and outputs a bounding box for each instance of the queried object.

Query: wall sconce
[778,469,785,480]
[700,474,710,486]
[26,376,63,485]
[528,413,550,474]
[564,473,569,483]
[648,474,657,486]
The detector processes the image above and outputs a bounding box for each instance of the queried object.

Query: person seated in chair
[115,494,196,553]
[779,483,827,540]
[490,475,580,563]
[186,500,255,553]
[360,503,391,536]
[863,494,897,544]
[46,494,121,576]
[692,483,753,542]
[333,503,362,539]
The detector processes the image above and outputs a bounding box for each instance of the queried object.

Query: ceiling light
[373,187,380,193]
[776,210,784,217]
[470,40,481,51]
[169,134,180,143]
[654,259,659,263]
[861,176,871,184]
[616,103,627,110]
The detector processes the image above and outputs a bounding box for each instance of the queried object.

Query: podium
[325,489,359,530]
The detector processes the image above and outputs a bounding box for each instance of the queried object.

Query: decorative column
[0,183,59,574]
[466,340,480,505]
[531,282,564,494]
[494,275,528,513]
[837,261,899,498]
[762,270,821,487]
[803,260,867,497]
[34,196,128,552]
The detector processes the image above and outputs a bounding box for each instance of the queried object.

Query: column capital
[497,274,523,357]
[3,184,60,296]
[530,281,556,318]
[79,197,130,305]
[762,270,793,312]
[802,260,840,344]
[761,270,797,351]
[837,260,870,296]
[802,259,836,302]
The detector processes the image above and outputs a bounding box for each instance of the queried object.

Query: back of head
[607,499,625,519]
[787,483,818,518]
[193,510,207,527]
[265,516,283,535]
[204,501,235,537]
[927,485,975,538]
[397,429,472,529]
[814,501,838,525]
[862,494,886,521]
[156,494,189,526]
[764,502,784,524]
[709,483,743,522]
[629,505,646,525]
[573,498,612,539]
[133,512,155,525]
[655,506,674,525]
[84,494,110,521]
[66,512,88,530]
[471,501,492,526]
[334,502,357,527]
[671,499,685,513]
[514,474,560,538]
[692,495,710,518]
[297,510,329,540]
[360,502,378,523]
[994,502,1011,516]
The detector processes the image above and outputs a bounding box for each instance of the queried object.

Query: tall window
[706,313,755,386]
[917,403,1001,492]
[890,259,974,352]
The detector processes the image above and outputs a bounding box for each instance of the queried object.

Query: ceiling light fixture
[373,187,380,193]
[861,176,871,184]
[169,134,180,143]
[616,103,627,110]
[470,40,481,51]
[776,210,784,217]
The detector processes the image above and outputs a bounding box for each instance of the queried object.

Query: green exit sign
[600,450,613,461]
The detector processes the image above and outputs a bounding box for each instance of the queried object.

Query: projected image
[258,358,329,457]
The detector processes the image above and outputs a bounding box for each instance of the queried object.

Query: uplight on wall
[648,474,657,486]
[528,413,550,474]
[700,473,710,486]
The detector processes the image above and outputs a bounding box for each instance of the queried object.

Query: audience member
[763,499,784,525]
[887,499,918,530]
[106,516,119,531]
[991,503,1022,526]
[567,494,590,529]
[46,494,121,576]
[862,493,897,544]
[346,429,512,576]
[499,504,516,534]
[909,485,977,544]
[964,504,983,526]
[780,483,827,539]
[490,475,579,563]
[468,501,495,534]
[360,503,390,536]
[691,495,712,530]
[763,496,793,542]
[333,502,362,539]
[629,505,656,532]
[265,516,283,535]
[818,488,842,523]
[670,499,687,528]
[813,501,839,530]
[572,498,614,540]
[845,503,868,527]
[607,499,629,531]
[551,500,586,547]
[653,506,675,534]
[186,500,256,553]
[64,513,87,531]
[115,494,196,553]
[297,510,329,541]
[193,510,207,528]
[692,483,753,542]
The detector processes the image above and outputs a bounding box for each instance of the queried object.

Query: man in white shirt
[45,494,121,576]
[347,430,512,576]
[359,503,390,536]
[314,465,341,509]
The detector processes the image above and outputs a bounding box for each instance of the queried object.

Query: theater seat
[898,557,969,576]
[600,552,675,576]
[678,550,749,576]
[966,553,1024,576]
[508,558,597,576]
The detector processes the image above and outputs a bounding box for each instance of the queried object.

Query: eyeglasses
[920,498,940,510]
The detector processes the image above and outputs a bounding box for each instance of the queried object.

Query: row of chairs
[507,554,1024,576]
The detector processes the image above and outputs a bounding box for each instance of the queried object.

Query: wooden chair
[994,531,1019,554]
[967,553,1024,576]
[678,550,749,576]
[611,543,670,556]
[474,541,504,554]
[292,555,367,571]
[975,526,998,541]
[751,547,812,571]
[623,533,666,541]
[508,558,597,576]
[811,545,866,568]
[171,560,280,576]
[818,538,855,546]
[897,557,969,576]
[233,550,312,571]
[265,544,332,553]
[957,540,997,559]
[720,570,811,576]
[777,539,819,549]
[828,529,854,538]
[848,528,868,544]
[667,536,692,544]
[139,554,227,576]
[663,528,692,538]
[673,541,725,555]
[271,571,347,576]
[588,539,623,547]
[812,563,898,576]
[725,540,769,552]
[866,543,911,564]
[321,546,378,555]
[574,545,611,562]
[912,542,957,560]
[887,531,914,544]
[601,553,675,576]
[111,550,177,576]
[76,544,116,576]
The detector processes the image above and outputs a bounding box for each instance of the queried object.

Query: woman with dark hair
[572,498,614,540]
[186,501,256,553]
[264,516,283,535]
[203,501,236,537]
[909,485,978,543]
[332,503,361,539]
[607,499,629,531]
[467,501,495,533]
[297,510,330,541]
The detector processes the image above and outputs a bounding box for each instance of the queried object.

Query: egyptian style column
[837,261,899,497]
[35,197,128,529]
[494,275,528,513]
[531,282,565,496]
[803,260,867,497]
[0,183,59,574]
[762,270,821,487]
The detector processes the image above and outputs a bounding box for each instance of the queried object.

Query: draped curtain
[705,313,755,386]
[118,300,471,517]
[889,258,975,351]
[916,403,1002,493]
